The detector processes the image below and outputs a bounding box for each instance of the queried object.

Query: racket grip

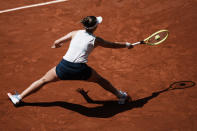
[131,41,141,46]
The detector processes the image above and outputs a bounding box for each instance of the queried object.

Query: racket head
[169,81,196,90]
[144,30,169,45]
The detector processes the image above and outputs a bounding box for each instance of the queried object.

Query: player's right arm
[51,31,77,48]
[95,37,132,49]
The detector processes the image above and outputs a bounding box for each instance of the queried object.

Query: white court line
[0,0,68,14]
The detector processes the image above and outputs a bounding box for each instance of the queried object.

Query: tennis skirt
[56,59,92,80]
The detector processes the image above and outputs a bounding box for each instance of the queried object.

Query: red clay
[0,0,197,130]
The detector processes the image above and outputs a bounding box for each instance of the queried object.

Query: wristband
[125,42,131,48]
[140,40,145,44]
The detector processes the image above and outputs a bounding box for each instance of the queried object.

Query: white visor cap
[96,16,103,24]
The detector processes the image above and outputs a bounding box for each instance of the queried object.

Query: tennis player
[8,16,135,105]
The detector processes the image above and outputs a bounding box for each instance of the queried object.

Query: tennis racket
[132,29,169,46]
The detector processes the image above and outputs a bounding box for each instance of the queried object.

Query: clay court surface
[0,0,197,130]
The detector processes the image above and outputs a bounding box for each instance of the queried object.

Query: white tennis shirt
[63,30,96,63]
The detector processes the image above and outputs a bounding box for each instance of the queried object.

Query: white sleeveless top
[63,30,96,63]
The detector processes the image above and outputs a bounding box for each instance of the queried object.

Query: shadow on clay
[17,81,195,118]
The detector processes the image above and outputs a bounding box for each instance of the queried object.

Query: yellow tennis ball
[155,35,160,40]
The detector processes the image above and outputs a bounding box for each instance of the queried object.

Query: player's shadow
[18,81,195,118]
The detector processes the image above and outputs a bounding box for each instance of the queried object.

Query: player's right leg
[7,66,60,105]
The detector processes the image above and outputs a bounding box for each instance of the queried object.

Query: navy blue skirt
[56,59,92,80]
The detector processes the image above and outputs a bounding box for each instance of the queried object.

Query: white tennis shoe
[118,91,130,104]
[7,92,21,105]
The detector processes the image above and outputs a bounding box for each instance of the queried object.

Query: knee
[88,69,107,83]
[95,76,106,83]
[40,78,48,84]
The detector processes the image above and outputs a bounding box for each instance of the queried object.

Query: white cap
[96,16,103,24]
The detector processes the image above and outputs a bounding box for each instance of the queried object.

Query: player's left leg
[87,69,130,104]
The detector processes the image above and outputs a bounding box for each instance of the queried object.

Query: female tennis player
[8,16,138,105]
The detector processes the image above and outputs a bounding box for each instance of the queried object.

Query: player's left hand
[51,42,62,48]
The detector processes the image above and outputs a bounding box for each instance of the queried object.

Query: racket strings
[147,32,168,44]
[144,30,169,45]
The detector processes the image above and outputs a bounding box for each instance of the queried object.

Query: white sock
[17,95,22,100]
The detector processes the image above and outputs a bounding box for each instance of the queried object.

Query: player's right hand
[140,40,146,44]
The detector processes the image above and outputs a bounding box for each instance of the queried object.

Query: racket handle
[131,41,141,46]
